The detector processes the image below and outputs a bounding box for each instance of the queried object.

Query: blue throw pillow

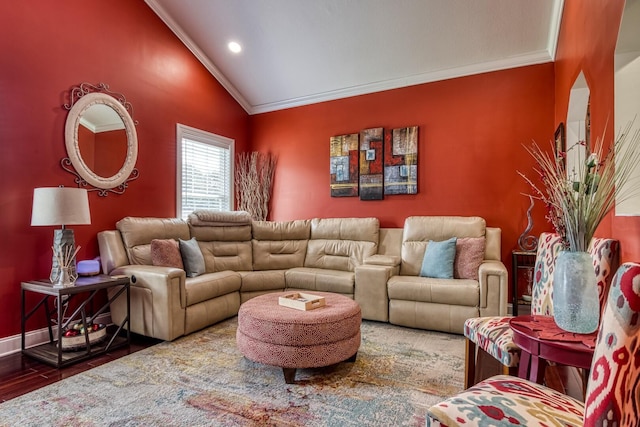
[419,237,457,279]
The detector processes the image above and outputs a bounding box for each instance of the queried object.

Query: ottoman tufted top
[239,291,360,325]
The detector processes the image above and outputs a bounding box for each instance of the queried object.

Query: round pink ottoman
[236,291,361,383]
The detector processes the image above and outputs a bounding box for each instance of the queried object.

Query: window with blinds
[176,124,234,220]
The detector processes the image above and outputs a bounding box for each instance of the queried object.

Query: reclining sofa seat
[386,216,506,334]
[285,217,379,296]
[100,216,246,341]
[241,219,311,303]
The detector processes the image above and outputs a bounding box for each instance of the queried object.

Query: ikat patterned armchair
[462,233,618,388]
[427,262,640,426]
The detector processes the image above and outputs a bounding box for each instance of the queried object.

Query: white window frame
[176,124,235,219]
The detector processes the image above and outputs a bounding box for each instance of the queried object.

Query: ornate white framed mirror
[62,83,139,196]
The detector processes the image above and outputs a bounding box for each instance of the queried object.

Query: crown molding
[548,0,565,60]
[249,51,553,114]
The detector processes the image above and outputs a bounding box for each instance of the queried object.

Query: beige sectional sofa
[97,213,507,341]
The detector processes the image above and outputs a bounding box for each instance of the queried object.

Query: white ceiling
[146,0,564,115]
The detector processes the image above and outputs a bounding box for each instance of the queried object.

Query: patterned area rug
[0,318,464,426]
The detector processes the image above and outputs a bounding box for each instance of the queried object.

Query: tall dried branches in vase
[235,152,276,221]
[519,121,640,252]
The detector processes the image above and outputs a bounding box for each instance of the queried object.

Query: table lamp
[31,187,91,287]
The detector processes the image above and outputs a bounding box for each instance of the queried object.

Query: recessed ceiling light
[228,41,242,53]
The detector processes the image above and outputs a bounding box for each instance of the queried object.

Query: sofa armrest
[109,265,186,341]
[364,254,401,267]
[478,260,508,317]
[355,263,399,322]
[98,230,129,275]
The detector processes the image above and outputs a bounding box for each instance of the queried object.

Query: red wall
[94,129,128,177]
[251,65,555,272]
[0,1,249,339]
[553,0,637,261]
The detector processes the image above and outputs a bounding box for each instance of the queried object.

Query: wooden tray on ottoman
[278,292,326,311]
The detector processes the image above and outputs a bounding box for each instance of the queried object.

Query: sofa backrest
[189,223,253,272]
[116,217,190,265]
[251,219,311,270]
[378,228,403,257]
[304,217,379,272]
[400,216,486,276]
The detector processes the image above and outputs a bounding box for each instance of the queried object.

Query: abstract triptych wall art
[329,133,359,197]
[330,126,418,198]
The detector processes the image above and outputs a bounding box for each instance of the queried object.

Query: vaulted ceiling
[146,0,564,114]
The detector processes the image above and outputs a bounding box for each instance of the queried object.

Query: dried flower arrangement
[519,121,640,252]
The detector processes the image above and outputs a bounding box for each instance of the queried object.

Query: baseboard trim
[0,313,112,358]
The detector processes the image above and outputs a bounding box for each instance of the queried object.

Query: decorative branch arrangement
[53,245,81,270]
[235,152,276,221]
[519,121,640,252]
[51,244,81,286]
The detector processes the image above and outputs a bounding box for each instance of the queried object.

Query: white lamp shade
[31,187,91,226]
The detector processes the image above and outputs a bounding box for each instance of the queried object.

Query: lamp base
[50,229,78,286]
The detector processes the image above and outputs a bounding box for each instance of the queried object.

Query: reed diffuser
[50,244,81,287]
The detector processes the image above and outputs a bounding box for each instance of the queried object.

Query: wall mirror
[565,71,590,180]
[62,83,139,196]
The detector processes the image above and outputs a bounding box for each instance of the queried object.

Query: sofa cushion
[185,271,242,306]
[400,216,485,276]
[189,224,252,241]
[454,237,486,280]
[304,239,377,272]
[251,219,310,271]
[239,270,286,293]
[252,219,311,240]
[198,241,253,272]
[285,267,355,294]
[387,275,479,306]
[179,238,206,277]
[252,240,308,270]
[116,217,190,265]
[310,217,379,243]
[420,237,457,279]
[150,239,184,269]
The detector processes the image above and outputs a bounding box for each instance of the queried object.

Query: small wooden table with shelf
[21,274,130,368]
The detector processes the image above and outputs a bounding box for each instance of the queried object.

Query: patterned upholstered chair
[427,262,640,426]
[463,233,618,388]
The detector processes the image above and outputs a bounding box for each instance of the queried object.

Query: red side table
[509,315,596,393]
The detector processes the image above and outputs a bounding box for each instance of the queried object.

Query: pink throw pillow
[454,237,486,280]
[151,239,184,269]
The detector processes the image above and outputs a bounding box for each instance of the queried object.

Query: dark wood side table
[509,315,596,396]
[21,274,130,368]
[511,250,536,316]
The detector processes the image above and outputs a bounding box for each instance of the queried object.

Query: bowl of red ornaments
[61,322,107,351]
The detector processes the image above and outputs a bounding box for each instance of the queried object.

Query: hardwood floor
[0,333,161,403]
